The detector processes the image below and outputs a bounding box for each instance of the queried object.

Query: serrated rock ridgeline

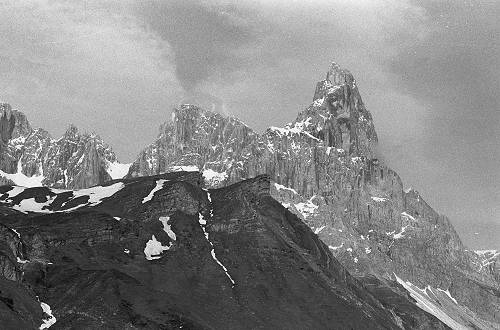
[125,62,499,329]
[0,104,128,189]
[0,61,498,328]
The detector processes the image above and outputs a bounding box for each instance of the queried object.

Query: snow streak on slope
[274,183,298,195]
[142,179,168,203]
[394,274,467,330]
[63,182,125,210]
[159,216,176,241]
[198,190,235,286]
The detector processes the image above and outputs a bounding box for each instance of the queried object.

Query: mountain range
[0,63,498,329]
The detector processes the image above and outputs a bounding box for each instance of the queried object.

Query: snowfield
[106,161,131,180]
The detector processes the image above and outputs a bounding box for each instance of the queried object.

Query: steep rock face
[0,104,32,174]
[0,105,130,189]
[0,173,451,329]
[127,63,500,329]
[127,104,258,179]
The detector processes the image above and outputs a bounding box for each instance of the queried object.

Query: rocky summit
[0,103,130,190]
[124,63,499,329]
[0,62,498,329]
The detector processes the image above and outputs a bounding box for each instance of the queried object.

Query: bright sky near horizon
[0,0,498,249]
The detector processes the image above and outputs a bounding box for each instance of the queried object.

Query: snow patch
[67,182,125,209]
[294,196,318,219]
[394,274,465,330]
[39,302,56,329]
[0,160,44,187]
[314,226,326,234]
[5,186,26,198]
[351,157,362,164]
[328,243,344,250]
[404,187,413,193]
[313,97,324,107]
[17,256,29,264]
[371,196,387,202]
[274,183,298,195]
[393,225,408,239]
[106,161,131,180]
[401,212,416,221]
[159,216,176,241]
[203,169,227,186]
[3,183,124,213]
[144,235,171,260]
[142,179,168,203]
[12,197,56,214]
[269,118,321,142]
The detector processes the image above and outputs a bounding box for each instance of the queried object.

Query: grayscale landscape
[0,1,498,329]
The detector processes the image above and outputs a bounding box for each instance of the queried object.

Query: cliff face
[127,63,500,329]
[0,61,497,328]
[0,173,449,329]
[0,105,130,189]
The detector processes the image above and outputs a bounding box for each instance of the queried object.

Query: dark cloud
[136,0,256,91]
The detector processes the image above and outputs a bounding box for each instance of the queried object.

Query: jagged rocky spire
[125,62,500,327]
[0,103,126,189]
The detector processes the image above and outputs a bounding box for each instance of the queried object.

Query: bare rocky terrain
[0,62,498,329]
[0,172,451,329]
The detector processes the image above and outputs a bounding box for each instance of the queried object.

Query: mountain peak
[313,62,356,102]
[0,103,31,143]
[64,124,79,138]
[326,62,355,87]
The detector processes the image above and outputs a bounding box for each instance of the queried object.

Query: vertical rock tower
[126,62,500,328]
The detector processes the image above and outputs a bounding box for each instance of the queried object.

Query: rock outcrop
[0,61,497,328]
[126,63,500,329]
[0,104,130,189]
[0,173,450,329]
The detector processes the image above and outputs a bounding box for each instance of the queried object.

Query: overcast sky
[0,0,498,249]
